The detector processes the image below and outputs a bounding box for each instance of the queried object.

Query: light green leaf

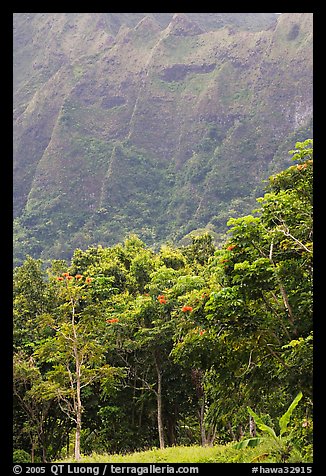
[247,407,277,440]
[234,437,263,449]
[279,391,303,436]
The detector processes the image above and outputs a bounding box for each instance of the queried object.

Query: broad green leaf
[247,407,277,440]
[279,391,303,436]
[234,437,263,449]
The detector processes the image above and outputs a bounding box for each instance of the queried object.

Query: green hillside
[13,13,312,266]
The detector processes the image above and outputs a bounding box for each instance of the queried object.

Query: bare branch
[269,239,274,261]
[235,349,253,378]
[261,293,291,340]
[276,224,312,253]
[266,344,290,369]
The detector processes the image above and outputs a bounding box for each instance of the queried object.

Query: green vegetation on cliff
[13,13,312,266]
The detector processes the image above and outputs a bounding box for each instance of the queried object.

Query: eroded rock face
[134,15,161,34]
[167,13,204,36]
[13,13,313,263]
[159,63,216,82]
[101,96,126,109]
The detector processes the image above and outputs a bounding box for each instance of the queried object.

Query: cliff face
[13,13,313,263]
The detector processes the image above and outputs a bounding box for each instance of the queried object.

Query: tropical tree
[175,140,313,442]
[13,256,56,352]
[33,271,119,461]
[13,352,55,462]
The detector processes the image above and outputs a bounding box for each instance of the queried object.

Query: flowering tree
[13,142,313,460]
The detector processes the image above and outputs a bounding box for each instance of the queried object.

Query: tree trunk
[31,442,35,464]
[249,414,256,437]
[39,427,47,463]
[154,354,165,449]
[157,368,165,449]
[269,243,297,335]
[74,357,82,461]
[198,397,207,446]
[42,446,47,463]
[166,412,177,446]
[237,424,244,441]
[131,374,137,427]
[72,300,82,461]
[75,411,81,461]
[207,424,217,446]
[227,421,236,441]
[138,398,144,429]
[74,362,82,461]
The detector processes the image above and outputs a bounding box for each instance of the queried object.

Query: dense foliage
[13,140,313,463]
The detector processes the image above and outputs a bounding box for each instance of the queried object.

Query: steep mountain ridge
[13,13,313,264]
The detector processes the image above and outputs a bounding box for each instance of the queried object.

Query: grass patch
[57,439,308,464]
[161,36,200,63]
[73,64,84,80]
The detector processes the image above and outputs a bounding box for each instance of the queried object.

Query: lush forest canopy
[13,140,313,463]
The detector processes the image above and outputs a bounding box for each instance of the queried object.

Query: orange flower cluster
[226,244,236,251]
[158,294,167,304]
[297,163,308,171]
[57,272,73,281]
[181,305,193,312]
[192,327,205,335]
[56,273,92,283]
[106,318,119,324]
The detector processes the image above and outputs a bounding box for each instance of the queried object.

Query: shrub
[13,449,31,463]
